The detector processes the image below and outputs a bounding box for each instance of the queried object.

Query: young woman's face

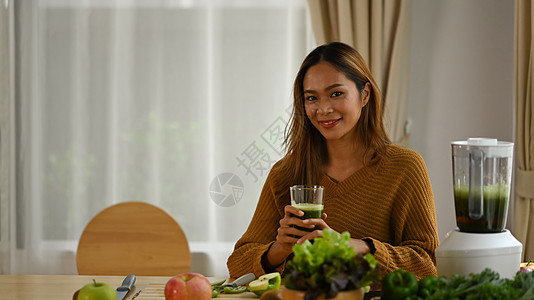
[303,62,369,143]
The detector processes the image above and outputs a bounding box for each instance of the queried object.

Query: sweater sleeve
[226,169,286,278]
[368,151,439,279]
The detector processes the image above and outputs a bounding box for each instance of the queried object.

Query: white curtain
[0,0,312,276]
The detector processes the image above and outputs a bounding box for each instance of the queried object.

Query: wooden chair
[76,201,191,276]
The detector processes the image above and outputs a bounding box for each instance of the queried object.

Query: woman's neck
[324,138,367,182]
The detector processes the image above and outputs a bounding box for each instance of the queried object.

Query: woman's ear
[362,82,371,107]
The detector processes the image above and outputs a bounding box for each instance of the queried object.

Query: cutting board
[133,283,259,299]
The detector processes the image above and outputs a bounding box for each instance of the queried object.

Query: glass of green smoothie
[290,185,324,232]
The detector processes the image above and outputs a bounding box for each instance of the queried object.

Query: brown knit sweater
[227,144,439,280]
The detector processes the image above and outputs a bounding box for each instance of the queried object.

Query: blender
[436,138,522,279]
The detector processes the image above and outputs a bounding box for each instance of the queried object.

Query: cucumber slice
[223,286,247,294]
[210,279,226,287]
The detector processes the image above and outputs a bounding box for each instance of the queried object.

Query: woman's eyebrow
[304,83,345,94]
[326,83,345,91]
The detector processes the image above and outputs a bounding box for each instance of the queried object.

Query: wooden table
[0,274,260,299]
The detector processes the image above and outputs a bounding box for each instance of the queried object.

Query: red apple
[520,262,534,273]
[164,273,212,300]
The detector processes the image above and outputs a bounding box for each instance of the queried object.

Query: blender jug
[452,138,514,233]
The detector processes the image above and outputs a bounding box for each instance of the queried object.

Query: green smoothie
[454,183,509,233]
[291,203,324,232]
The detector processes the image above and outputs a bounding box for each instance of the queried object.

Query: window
[5,0,312,276]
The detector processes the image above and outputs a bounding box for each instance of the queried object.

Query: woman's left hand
[348,238,371,254]
[295,213,330,244]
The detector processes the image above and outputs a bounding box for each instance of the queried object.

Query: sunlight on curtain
[5,0,312,276]
[0,0,14,275]
[514,0,534,262]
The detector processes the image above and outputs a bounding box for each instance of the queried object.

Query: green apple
[248,272,281,296]
[77,279,117,300]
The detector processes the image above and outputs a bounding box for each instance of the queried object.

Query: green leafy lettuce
[284,229,381,299]
[425,268,534,300]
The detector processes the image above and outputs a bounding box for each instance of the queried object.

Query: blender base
[435,229,522,279]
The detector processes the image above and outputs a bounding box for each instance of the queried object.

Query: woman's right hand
[262,205,315,270]
[265,205,315,269]
[276,205,314,252]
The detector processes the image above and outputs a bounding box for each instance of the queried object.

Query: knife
[116,274,136,300]
[220,273,255,289]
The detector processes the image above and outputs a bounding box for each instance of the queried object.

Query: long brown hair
[271,42,390,205]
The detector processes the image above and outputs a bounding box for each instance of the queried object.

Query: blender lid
[451,137,514,157]
[436,229,523,258]
[464,138,498,145]
[452,137,512,146]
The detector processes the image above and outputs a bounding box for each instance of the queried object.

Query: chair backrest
[76,201,191,276]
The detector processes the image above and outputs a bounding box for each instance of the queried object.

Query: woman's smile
[319,118,342,128]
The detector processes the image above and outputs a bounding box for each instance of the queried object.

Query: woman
[227,42,439,280]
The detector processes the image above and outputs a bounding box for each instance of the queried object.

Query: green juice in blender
[454,183,509,233]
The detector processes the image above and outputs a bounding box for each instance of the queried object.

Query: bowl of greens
[283,228,381,300]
